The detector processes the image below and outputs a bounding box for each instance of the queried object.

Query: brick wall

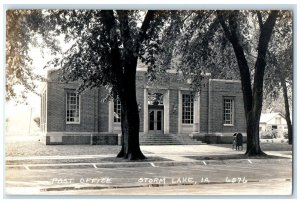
[207,79,246,134]
[47,81,99,132]
[98,87,109,132]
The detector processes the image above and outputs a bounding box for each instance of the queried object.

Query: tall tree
[44,10,166,160]
[217,10,279,155]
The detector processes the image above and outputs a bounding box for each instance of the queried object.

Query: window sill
[66,122,80,124]
[223,124,234,127]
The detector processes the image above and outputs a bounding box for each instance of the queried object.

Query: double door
[149,109,163,134]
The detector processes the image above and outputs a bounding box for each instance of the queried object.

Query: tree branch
[181,11,194,24]
[253,10,279,92]
[217,10,253,113]
[216,11,232,42]
[117,10,131,46]
[138,10,156,45]
[228,11,239,37]
[117,10,133,59]
[256,11,263,31]
[100,10,123,86]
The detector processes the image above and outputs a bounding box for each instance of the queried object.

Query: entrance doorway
[149,108,163,134]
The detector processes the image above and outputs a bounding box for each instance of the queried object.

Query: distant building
[259,113,288,138]
[40,68,246,145]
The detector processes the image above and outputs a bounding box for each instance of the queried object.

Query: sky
[5,46,51,135]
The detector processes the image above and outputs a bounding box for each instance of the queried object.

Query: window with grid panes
[114,99,121,123]
[223,98,234,125]
[182,94,194,124]
[66,92,80,124]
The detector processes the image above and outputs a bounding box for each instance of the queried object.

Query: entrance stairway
[139,134,203,145]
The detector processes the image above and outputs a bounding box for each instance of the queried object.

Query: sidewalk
[6,138,292,169]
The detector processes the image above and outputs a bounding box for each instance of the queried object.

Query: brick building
[40,68,246,145]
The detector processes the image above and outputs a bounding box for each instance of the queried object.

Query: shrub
[260,129,277,139]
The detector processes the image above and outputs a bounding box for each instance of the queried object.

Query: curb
[6,161,201,170]
[6,157,291,170]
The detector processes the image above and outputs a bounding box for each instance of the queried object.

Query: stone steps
[139,134,203,145]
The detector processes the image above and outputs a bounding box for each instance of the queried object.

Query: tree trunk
[116,57,146,160]
[279,72,293,145]
[116,104,125,158]
[245,101,265,156]
[117,73,146,160]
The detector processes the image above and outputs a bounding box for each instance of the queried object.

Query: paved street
[41,180,292,196]
[4,136,293,196]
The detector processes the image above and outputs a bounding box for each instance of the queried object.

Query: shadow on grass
[185,154,288,161]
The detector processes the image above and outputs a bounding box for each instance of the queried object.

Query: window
[114,99,121,123]
[148,93,163,105]
[275,117,281,125]
[66,92,80,124]
[182,94,194,124]
[223,97,234,125]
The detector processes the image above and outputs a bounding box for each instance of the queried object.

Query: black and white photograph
[2,1,296,199]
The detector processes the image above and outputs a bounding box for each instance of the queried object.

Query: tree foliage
[42,10,164,95]
[6,10,59,102]
[148,11,245,92]
[264,11,292,104]
[33,116,40,127]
